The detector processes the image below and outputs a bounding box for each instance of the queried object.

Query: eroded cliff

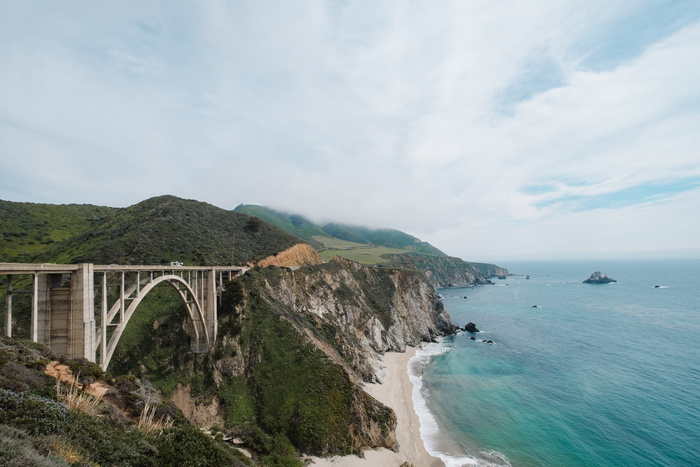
[255,243,323,268]
[122,257,456,461]
[242,257,455,380]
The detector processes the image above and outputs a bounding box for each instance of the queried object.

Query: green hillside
[0,200,116,262]
[2,196,303,266]
[233,205,446,264]
[233,204,326,249]
[321,222,445,256]
[232,205,508,285]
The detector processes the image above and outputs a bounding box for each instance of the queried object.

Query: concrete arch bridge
[0,263,246,370]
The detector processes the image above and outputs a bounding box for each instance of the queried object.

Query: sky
[2,1,700,262]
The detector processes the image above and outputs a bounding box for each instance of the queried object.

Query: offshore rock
[464,322,480,333]
[583,271,617,284]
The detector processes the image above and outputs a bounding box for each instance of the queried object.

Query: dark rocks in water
[464,322,480,333]
[486,340,493,344]
[654,285,661,288]
[470,336,476,340]
[583,271,617,284]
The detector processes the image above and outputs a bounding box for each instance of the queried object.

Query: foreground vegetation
[0,337,251,466]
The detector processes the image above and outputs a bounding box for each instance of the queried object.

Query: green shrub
[0,425,68,467]
[62,358,103,384]
[152,424,239,466]
[0,390,69,436]
[243,299,355,456]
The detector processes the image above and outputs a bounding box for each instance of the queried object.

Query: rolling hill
[233,205,508,286]
[1,196,303,266]
[233,204,446,263]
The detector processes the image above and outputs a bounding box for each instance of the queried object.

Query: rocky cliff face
[252,257,454,377]
[200,257,454,457]
[469,262,510,279]
[255,242,323,268]
[382,253,510,288]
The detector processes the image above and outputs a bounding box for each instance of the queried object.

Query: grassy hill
[233,205,446,264]
[0,200,116,263]
[232,205,509,285]
[2,196,303,266]
[232,205,327,250]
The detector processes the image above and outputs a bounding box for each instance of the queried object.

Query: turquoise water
[413,260,700,466]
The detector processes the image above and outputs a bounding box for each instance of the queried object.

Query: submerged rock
[583,271,617,284]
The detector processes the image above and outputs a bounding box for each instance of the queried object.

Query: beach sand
[307,347,444,467]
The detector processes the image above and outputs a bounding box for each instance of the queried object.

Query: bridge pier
[32,264,96,362]
[202,269,217,352]
[4,275,11,338]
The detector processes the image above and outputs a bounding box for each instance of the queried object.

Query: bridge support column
[202,268,217,347]
[34,273,50,344]
[72,264,96,362]
[31,265,95,362]
[4,275,11,338]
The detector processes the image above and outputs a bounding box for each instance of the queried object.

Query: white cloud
[1,1,699,260]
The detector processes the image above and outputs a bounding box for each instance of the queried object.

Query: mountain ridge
[1,195,303,266]
[233,204,509,286]
[234,204,447,257]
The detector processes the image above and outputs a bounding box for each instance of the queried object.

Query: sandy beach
[308,347,444,467]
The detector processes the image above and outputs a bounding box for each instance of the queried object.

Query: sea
[410,260,700,467]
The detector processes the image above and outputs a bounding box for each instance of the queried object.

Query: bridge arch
[1,263,246,370]
[100,274,211,371]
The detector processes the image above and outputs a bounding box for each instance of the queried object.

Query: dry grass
[137,399,173,435]
[49,437,87,464]
[56,376,103,416]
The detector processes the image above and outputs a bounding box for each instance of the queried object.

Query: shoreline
[307,347,444,467]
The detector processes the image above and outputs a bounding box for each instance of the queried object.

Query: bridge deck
[0,263,247,274]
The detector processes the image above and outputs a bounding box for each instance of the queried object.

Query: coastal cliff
[382,253,510,288]
[248,257,455,376]
[108,257,456,461]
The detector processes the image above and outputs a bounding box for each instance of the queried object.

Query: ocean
[410,260,700,467]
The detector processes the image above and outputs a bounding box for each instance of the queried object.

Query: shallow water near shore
[415,259,700,467]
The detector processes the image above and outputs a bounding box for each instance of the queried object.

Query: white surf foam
[409,340,511,466]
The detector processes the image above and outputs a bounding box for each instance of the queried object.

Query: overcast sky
[2,1,700,262]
